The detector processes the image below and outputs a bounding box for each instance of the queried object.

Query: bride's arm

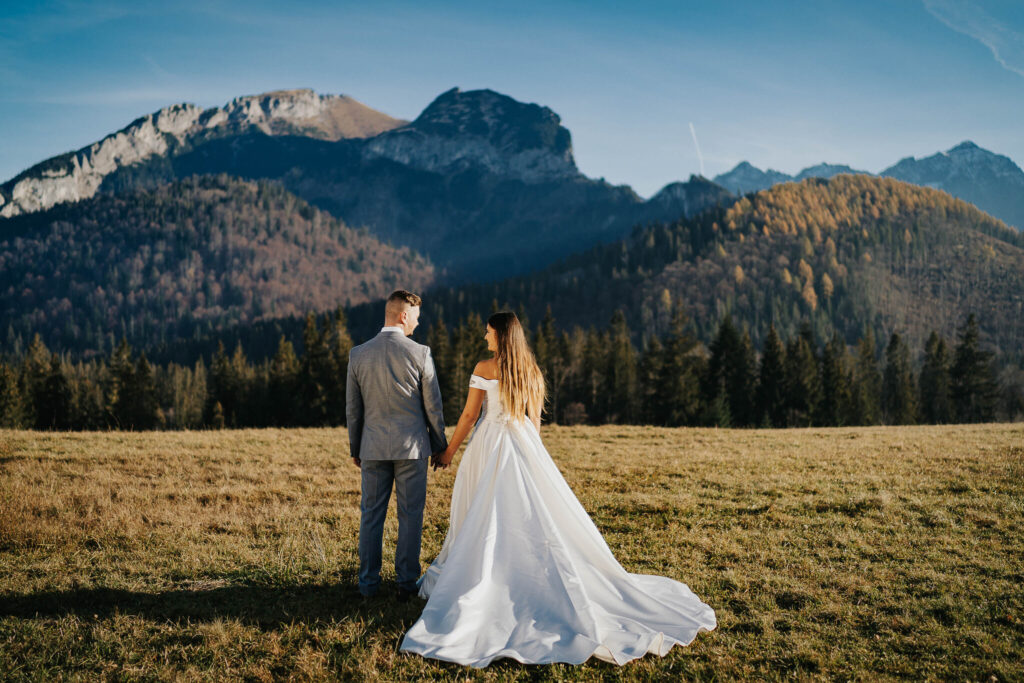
[437,387,484,468]
[528,396,541,434]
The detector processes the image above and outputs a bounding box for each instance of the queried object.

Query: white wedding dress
[400,375,716,667]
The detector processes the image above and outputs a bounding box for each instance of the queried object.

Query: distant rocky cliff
[881,142,1024,230]
[363,88,577,182]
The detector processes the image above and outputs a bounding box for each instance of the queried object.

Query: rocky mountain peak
[362,88,578,183]
[713,162,792,195]
[412,88,573,156]
[794,163,869,181]
[0,89,404,218]
[882,141,1024,229]
[215,88,404,140]
[949,140,979,152]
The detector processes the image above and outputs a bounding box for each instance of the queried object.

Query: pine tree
[207,341,236,427]
[126,353,160,430]
[660,304,702,426]
[532,308,557,421]
[815,333,850,426]
[734,330,757,426]
[229,343,253,427]
[426,319,456,424]
[67,360,106,430]
[327,307,353,424]
[950,314,998,423]
[269,336,301,426]
[850,329,882,425]
[919,331,953,423]
[21,334,52,428]
[532,309,571,423]
[561,327,590,424]
[882,332,917,425]
[637,338,665,425]
[37,356,72,430]
[211,400,226,429]
[0,362,26,428]
[581,328,608,423]
[756,325,786,427]
[604,310,637,423]
[783,324,819,426]
[169,360,206,429]
[704,316,756,427]
[106,338,135,429]
[299,312,331,426]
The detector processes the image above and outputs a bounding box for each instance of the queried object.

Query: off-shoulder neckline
[471,374,499,382]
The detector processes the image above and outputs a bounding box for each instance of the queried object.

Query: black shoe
[396,587,418,603]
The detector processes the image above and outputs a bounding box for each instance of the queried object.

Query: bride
[400,311,716,667]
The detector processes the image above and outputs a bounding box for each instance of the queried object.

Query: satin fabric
[400,375,716,667]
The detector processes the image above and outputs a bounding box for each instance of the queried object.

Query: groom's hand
[351,456,361,468]
[431,451,448,471]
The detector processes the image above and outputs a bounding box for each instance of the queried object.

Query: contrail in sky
[689,122,705,178]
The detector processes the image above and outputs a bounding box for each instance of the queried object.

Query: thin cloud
[28,87,196,107]
[924,0,1024,78]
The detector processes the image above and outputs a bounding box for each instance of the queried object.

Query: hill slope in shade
[402,175,1024,357]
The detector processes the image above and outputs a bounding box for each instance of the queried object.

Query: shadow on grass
[0,580,623,675]
[0,578,418,632]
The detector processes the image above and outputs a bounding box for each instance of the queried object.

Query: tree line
[1,303,1017,431]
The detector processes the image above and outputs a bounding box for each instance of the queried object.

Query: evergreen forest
[2,306,1018,431]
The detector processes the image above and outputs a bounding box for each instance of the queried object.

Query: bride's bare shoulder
[473,359,498,380]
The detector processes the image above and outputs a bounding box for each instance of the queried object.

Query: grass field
[1,424,1022,681]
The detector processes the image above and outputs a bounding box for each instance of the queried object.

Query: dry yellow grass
[1,424,1022,681]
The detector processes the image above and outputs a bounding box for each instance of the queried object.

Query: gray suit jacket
[346,330,447,461]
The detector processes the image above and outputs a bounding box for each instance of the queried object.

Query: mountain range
[157,173,1024,369]
[2,86,1022,363]
[713,142,1024,231]
[0,88,730,282]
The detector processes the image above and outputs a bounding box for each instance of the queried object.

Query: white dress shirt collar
[381,325,405,334]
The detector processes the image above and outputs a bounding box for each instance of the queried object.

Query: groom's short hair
[385,289,422,319]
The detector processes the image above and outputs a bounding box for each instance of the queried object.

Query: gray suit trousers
[358,458,428,595]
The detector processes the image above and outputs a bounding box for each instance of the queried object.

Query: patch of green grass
[1,424,1022,680]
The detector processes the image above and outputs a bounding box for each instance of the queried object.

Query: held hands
[431,449,454,471]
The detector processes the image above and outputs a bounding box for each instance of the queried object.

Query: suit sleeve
[346,353,363,459]
[421,347,448,452]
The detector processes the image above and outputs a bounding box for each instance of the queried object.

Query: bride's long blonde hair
[488,311,545,421]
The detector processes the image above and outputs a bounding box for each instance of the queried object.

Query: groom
[346,289,448,599]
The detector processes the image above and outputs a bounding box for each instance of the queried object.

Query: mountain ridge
[1,87,734,281]
[0,89,405,218]
[713,141,1024,231]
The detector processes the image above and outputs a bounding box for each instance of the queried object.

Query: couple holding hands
[346,289,715,668]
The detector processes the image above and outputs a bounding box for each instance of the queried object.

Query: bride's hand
[432,449,453,471]
[438,448,454,469]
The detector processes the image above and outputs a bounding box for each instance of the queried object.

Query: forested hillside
[0,175,434,356]
[386,175,1024,358]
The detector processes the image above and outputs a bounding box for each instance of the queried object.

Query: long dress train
[400,375,716,667]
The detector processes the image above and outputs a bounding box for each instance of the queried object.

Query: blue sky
[2,0,1022,197]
